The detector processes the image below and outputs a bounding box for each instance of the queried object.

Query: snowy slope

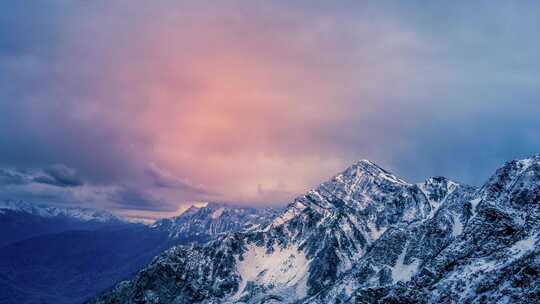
[90,155,540,304]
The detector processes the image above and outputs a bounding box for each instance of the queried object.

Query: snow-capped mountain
[0,200,122,223]
[0,200,126,248]
[340,156,540,304]
[90,156,540,304]
[151,203,281,243]
[0,201,281,304]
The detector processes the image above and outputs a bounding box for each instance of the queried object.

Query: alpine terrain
[0,201,276,304]
[90,155,540,304]
[152,203,281,244]
[0,200,125,247]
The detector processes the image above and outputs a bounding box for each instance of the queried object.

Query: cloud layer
[1,1,540,218]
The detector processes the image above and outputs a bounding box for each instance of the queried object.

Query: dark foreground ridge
[90,156,540,304]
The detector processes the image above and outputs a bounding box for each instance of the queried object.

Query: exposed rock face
[90,156,540,304]
[151,203,281,243]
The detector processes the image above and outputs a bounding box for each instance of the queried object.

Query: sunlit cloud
[1,1,540,217]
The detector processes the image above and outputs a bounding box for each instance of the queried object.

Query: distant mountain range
[0,200,125,248]
[0,200,122,222]
[152,203,281,243]
[90,155,540,304]
[0,200,277,304]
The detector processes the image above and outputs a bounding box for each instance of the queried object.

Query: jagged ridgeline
[90,156,540,304]
[151,203,281,244]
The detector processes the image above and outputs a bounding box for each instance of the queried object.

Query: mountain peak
[500,154,540,175]
[424,176,451,183]
[350,159,387,172]
[182,204,203,216]
[478,154,540,205]
[338,159,408,186]
[421,176,461,190]
[516,154,540,171]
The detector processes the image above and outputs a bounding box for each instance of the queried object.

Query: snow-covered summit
[347,159,409,185]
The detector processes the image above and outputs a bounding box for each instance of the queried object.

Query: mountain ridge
[151,203,281,243]
[91,155,540,303]
[0,200,278,304]
[0,199,123,223]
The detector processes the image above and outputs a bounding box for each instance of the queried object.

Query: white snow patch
[428,201,442,219]
[402,207,418,222]
[271,201,305,227]
[509,235,537,258]
[417,183,441,219]
[467,259,497,273]
[210,207,225,219]
[451,213,463,237]
[341,220,353,233]
[448,258,496,282]
[310,189,325,201]
[234,244,310,300]
[380,173,408,185]
[391,244,419,282]
[470,198,481,215]
[343,279,357,297]
[518,158,534,171]
[367,221,386,241]
[335,174,345,184]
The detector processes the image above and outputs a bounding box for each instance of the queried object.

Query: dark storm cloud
[0,168,29,185]
[0,166,85,206]
[0,165,83,188]
[33,165,84,187]
[144,164,215,195]
[109,186,177,212]
[0,165,182,214]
